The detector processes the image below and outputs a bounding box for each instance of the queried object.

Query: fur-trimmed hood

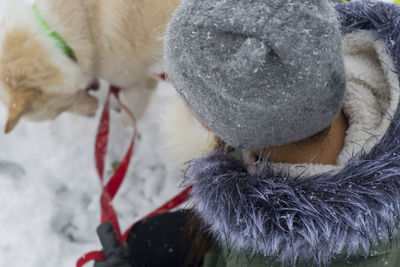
[184,1,400,265]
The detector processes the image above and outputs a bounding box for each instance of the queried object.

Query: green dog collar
[32,5,77,62]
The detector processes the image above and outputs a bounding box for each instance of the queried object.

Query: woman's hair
[182,212,214,267]
[296,126,331,147]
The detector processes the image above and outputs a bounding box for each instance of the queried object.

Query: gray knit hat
[165,0,346,149]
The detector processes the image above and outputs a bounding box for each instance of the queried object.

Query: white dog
[0,0,180,133]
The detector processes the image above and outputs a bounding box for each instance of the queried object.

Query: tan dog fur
[0,0,180,132]
[161,100,217,171]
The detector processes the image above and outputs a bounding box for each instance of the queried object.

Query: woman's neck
[258,112,349,165]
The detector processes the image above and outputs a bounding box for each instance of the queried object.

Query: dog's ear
[5,89,40,133]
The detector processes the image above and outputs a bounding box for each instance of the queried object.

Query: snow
[0,79,182,267]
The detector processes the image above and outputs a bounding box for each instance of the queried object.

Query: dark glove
[94,222,131,267]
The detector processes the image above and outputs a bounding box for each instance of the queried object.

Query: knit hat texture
[165,0,346,149]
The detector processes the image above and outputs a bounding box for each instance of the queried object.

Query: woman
[95,1,400,266]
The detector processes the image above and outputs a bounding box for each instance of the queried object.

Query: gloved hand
[94,222,131,267]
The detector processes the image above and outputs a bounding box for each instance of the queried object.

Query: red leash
[77,76,191,267]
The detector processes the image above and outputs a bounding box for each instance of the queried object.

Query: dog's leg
[118,76,158,125]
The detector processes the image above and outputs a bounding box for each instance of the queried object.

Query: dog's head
[0,1,98,133]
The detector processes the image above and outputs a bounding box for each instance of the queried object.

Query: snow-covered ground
[0,79,183,267]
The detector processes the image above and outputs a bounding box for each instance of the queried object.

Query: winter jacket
[181,2,400,266]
